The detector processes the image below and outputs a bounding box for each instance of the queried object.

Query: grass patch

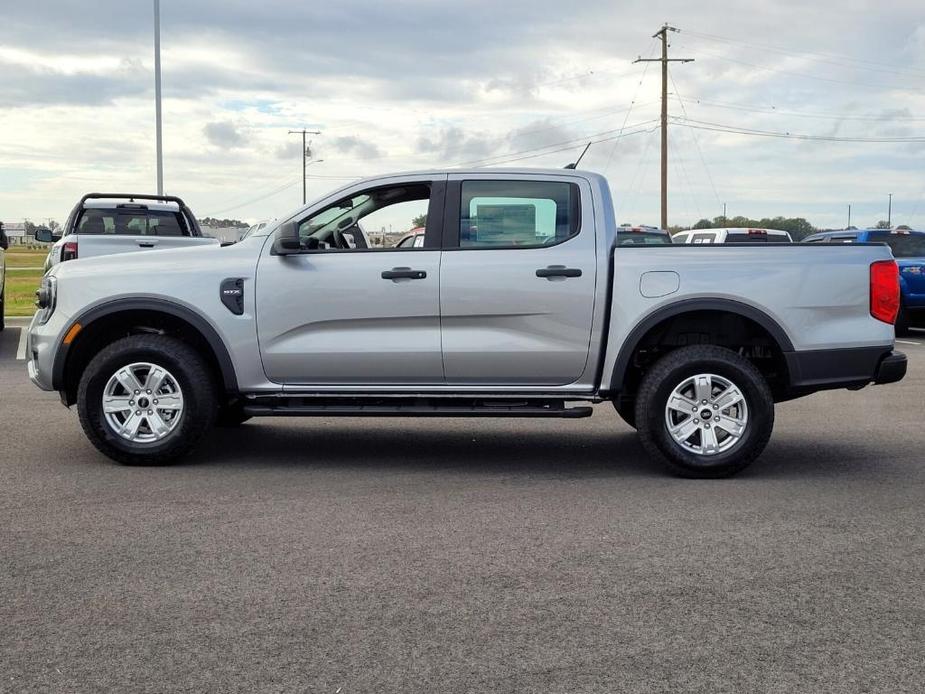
[3,270,43,316]
[5,252,47,268]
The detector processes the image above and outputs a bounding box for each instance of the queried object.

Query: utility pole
[153,0,163,194]
[288,129,321,205]
[887,193,893,227]
[635,25,693,230]
[722,202,727,224]
[847,204,851,229]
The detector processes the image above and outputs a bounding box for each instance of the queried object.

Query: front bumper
[25,311,67,392]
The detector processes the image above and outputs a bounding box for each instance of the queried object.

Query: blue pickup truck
[803,228,925,334]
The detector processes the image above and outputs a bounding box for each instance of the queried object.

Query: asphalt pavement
[1,319,923,693]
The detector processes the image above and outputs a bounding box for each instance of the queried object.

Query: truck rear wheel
[77,335,217,465]
[635,345,774,478]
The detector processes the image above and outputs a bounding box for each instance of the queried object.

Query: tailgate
[74,234,219,260]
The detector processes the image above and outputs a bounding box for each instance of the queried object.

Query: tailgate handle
[536,265,582,278]
[381,267,426,280]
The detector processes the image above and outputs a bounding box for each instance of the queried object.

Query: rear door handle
[381,267,427,280]
[536,265,582,278]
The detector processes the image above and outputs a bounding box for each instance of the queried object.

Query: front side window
[459,180,579,249]
[296,183,431,250]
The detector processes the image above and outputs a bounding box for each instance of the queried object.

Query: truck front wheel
[76,335,217,465]
[635,345,774,478]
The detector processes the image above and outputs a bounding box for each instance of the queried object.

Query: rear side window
[690,233,715,244]
[617,231,672,245]
[459,180,579,248]
[77,209,187,236]
[725,232,790,243]
[866,232,925,258]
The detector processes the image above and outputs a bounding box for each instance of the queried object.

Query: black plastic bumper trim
[785,346,904,390]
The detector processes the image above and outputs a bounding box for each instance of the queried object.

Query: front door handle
[382,267,427,280]
[536,265,582,279]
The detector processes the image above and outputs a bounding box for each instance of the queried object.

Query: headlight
[35,276,57,324]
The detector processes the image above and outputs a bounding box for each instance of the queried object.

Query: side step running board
[242,397,593,419]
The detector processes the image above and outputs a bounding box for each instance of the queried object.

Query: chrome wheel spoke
[103,396,134,414]
[667,394,698,414]
[115,367,144,394]
[144,366,168,394]
[103,362,184,444]
[716,416,745,438]
[120,411,143,438]
[701,426,720,455]
[146,410,170,437]
[156,394,183,410]
[714,385,744,411]
[694,375,713,403]
[670,417,699,442]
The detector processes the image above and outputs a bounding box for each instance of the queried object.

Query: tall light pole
[288,129,321,204]
[847,204,851,229]
[887,193,893,227]
[154,0,163,194]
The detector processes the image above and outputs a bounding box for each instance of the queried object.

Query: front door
[256,177,446,385]
[439,176,597,386]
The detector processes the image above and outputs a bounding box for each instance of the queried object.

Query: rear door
[439,174,597,386]
[73,206,215,259]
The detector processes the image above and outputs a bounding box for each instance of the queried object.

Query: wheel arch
[53,297,238,404]
[608,298,794,396]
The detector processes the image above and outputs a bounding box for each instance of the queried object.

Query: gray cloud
[203,121,246,148]
[330,135,382,160]
[417,127,495,163]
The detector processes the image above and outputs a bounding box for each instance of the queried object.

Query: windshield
[617,231,672,245]
[867,232,925,258]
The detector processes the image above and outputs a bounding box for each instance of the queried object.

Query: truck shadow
[193,420,900,480]
[196,421,661,478]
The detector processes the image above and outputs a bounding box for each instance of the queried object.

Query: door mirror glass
[34,227,58,243]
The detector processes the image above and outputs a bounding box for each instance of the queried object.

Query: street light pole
[154,0,163,195]
[887,193,893,227]
[288,129,321,204]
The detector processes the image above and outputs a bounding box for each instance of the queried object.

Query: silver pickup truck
[26,169,907,477]
[35,193,218,272]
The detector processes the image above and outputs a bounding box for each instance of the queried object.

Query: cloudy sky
[1,0,924,229]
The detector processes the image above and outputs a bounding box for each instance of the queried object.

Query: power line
[673,95,925,123]
[603,39,657,173]
[672,117,925,143]
[669,73,722,207]
[683,28,925,80]
[205,178,301,217]
[454,119,659,167]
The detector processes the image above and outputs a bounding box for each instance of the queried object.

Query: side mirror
[34,227,59,244]
[271,221,301,255]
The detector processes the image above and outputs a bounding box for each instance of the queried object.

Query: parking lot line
[16,327,28,360]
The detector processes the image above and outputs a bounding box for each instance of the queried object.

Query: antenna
[564,142,592,169]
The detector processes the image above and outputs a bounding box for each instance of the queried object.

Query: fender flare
[52,297,239,393]
[609,298,795,393]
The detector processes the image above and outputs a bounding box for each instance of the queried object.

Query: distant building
[1,222,34,245]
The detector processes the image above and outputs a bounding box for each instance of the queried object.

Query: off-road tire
[77,335,217,465]
[216,402,252,427]
[612,395,636,429]
[635,345,774,478]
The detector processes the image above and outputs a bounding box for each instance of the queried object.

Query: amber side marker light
[63,323,82,345]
